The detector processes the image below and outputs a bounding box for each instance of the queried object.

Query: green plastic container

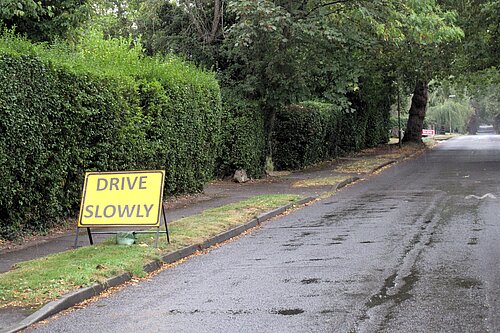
[116,232,136,245]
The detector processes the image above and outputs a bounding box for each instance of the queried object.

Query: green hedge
[0,55,139,238]
[272,90,391,170]
[135,77,222,194]
[217,93,266,178]
[359,76,392,147]
[0,30,394,239]
[0,32,222,239]
[272,102,337,170]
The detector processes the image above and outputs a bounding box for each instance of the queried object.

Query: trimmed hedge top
[0,29,218,85]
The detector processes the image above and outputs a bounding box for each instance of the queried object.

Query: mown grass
[0,194,300,309]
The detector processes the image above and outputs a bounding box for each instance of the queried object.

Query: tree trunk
[208,0,223,44]
[403,79,429,143]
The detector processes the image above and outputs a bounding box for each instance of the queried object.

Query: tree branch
[184,1,205,41]
[208,0,222,44]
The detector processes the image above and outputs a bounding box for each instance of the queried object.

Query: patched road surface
[28,135,500,333]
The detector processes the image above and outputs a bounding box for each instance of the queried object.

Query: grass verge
[0,194,300,309]
[292,175,351,188]
[335,158,392,174]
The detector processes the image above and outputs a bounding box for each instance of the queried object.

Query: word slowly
[83,204,154,219]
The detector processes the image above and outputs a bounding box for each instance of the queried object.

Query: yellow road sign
[78,170,165,227]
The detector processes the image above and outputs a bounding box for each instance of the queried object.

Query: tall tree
[440,0,499,72]
[87,0,145,39]
[383,0,464,142]
[135,0,464,146]
[224,0,386,155]
[357,0,463,142]
[137,1,380,155]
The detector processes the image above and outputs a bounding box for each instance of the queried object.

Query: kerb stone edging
[333,159,398,192]
[2,196,315,333]
[369,160,396,174]
[334,176,360,191]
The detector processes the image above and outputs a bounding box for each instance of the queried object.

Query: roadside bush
[217,92,266,178]
[389,116,408,135]
[272,102,340,170]
[359,77,392,147]
[135,73,222,194]
[0,54,139,238]
[337,93,368,154]
[272,90,391,170]
[365,105,390,146]
[0,31,222,239]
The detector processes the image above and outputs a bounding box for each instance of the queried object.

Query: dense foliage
[424,83,475,134]
[273,93,390,170]
[0,31,222,239]
[273,102,337,170]
[437,0,499,128]
[0,0,91,42]
[218,94,266,178]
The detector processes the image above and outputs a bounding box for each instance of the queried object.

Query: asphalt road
[28,135,500,333]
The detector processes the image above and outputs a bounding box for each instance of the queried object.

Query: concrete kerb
[330,159,399,193]
[369,160,397,174]
[334,177,360,191]
[2,272,131,333]
[2,196,316,333]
